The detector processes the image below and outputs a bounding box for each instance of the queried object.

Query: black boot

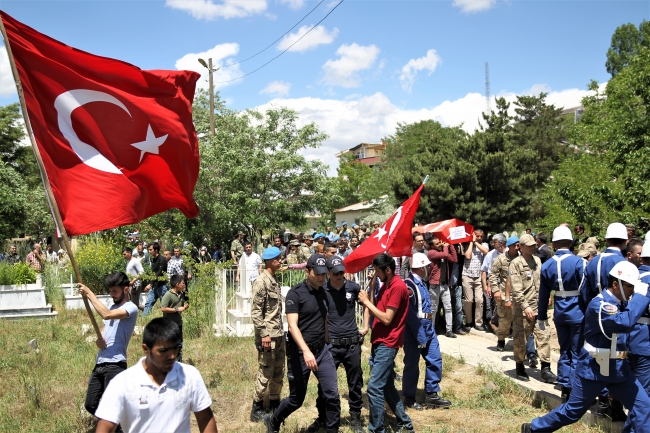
[516,362,529,381]
[540,362,558,384]
[307,418,325,432]
[496,340,505,352]
[263,414,280,433]
[608,398,628,422]
[561,387,571,403]
[596,395,609,418]
[349,411,364,433]
[521,423,532,433]
[268,399,280,413]
[403,397,423,411]
[250,400,266,423]
[527,354,538,369]
[424,392,452,409]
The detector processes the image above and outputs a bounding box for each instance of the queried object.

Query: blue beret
[342,221,347,225]
[506,236,519,247]
[333,236,340,242]
[314,233,324,240]
[351,223,357,228]
[335,224,340,228]
[262,246,281,260]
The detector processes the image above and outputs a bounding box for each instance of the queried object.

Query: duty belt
[417,312,433,320]
[306,339,325,352]
[638,317,650,325]
[330,335,363,346]
[583,341,628,376]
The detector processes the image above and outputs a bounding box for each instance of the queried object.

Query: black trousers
[274,344,341,429]
[316,343,364,418]
[84,362,127,415]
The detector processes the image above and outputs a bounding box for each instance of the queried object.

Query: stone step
[0,310,58,320]
[0,305,55,317]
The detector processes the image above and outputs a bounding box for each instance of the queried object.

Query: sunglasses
[332,271,344,276]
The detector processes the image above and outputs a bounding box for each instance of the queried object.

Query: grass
[0,310,603,433]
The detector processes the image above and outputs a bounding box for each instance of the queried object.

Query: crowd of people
[1,241,70,270]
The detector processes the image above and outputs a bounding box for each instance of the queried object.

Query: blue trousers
[367,343,413,433]
[274,344,340,430]
[402,331,442,397]
[450,285,464,332]
[315,343,363,416]
[555,321,583,388]
[531,374,650,432]
[624,354,650,432]
[526,332,536,357]
[143,285,168,316]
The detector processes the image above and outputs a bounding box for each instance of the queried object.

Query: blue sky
[1,0,648,172]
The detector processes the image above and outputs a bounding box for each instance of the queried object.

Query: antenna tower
[485,62,491,113]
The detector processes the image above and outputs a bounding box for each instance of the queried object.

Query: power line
[222,0,325,67]
[214,0,345,84]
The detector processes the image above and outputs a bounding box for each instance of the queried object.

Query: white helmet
[411,252,431,269]
[605,222,628,240]
[609,261,640,285]
[552,226,573,242]
[642,242,650,258]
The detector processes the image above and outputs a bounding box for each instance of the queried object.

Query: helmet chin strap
[619,278,628,302]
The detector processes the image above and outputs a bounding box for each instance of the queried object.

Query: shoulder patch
[602,303,618,315]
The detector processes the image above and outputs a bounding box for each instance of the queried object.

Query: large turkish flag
[1,12,201,236]
[344,184,424,273]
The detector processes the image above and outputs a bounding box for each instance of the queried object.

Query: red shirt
[370,276,410,348]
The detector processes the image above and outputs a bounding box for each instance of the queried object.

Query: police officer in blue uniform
[402,252,452,410]
[580,222,629,417]
[308,256,369,433]
[623,241,650,432]
[538,226,586,402]
[264,254,341,433]
[522,261,650,433]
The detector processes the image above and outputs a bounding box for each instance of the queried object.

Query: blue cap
[351,223,357,228]
[314,233,324,240]
[262,246,281,260]
[342,221,347,225]
[335,224,340,228]
[333,236,340,242]
[506,236,519,247]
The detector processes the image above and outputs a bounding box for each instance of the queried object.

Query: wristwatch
[174,307,179,313]
[504,298,511,302]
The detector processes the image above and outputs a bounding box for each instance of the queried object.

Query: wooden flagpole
[0,19,102,339]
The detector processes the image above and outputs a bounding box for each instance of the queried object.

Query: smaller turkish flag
[344,184,424,273]
[414,219,474,245]
[1,12,200,236]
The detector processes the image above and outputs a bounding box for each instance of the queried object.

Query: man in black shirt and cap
[264,254,341,433]
[307,256,369,433]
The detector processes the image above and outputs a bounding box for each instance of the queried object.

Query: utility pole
[485,62,491,114]
[198,57,218,139]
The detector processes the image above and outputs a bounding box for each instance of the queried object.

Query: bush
[74,236,124,294]
[42,264,71,310]
[0,262,37,285]
[183,262,216,339]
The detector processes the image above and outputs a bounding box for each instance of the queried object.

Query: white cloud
[175,43,243,90]
[400,49,441,93]
[0,46,17,98]
[452,0,496,13]
[321,43,380,88]
[280,0,305,9]
[277,25,339,52]
[256,85,596,175]
[260,80,291,97]
[165,0,267,20]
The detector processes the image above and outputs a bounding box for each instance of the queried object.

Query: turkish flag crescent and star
[343,184,424,274]
[1,12,201,236]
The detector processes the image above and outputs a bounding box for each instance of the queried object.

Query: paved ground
[437,326,624,433]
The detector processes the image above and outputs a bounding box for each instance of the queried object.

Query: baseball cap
[288,240,300,247]
[519,234,536,247]
[642,242,650,258]
[625,223,637,231]
[605,223,628,240]
[262,247,281,260]
[552,226,573,242]
[506,236,519,247]
[307,254,328,274]
[411,252,431,269]
[326,256,346,273]
[609,261,640,285]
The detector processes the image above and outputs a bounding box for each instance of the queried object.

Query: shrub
[74,236,124,294]
[183,262,216,339]
[0,262,37,285]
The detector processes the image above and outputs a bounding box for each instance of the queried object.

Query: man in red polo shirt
[358,253,414,433]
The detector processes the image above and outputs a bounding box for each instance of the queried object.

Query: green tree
[606,20,650,77]
[192,90,333,241]
[0,103,39,187]
[0,161,29,240]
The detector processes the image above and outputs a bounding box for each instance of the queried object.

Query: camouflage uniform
[250,270,286,403]
[509,255,551,363]
[299,243,312,262]
[231,238,244,263]
[490,252,516,341]
[287,251,301,265]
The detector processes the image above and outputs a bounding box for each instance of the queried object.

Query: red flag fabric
[344,184,424,273]
[413,218,474,245]
[1,12,201,236]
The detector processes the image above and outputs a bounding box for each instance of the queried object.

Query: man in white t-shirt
[123,247,145,311]
[236,241,262,283]
[78,273,139,419]
[95,317,218,433]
